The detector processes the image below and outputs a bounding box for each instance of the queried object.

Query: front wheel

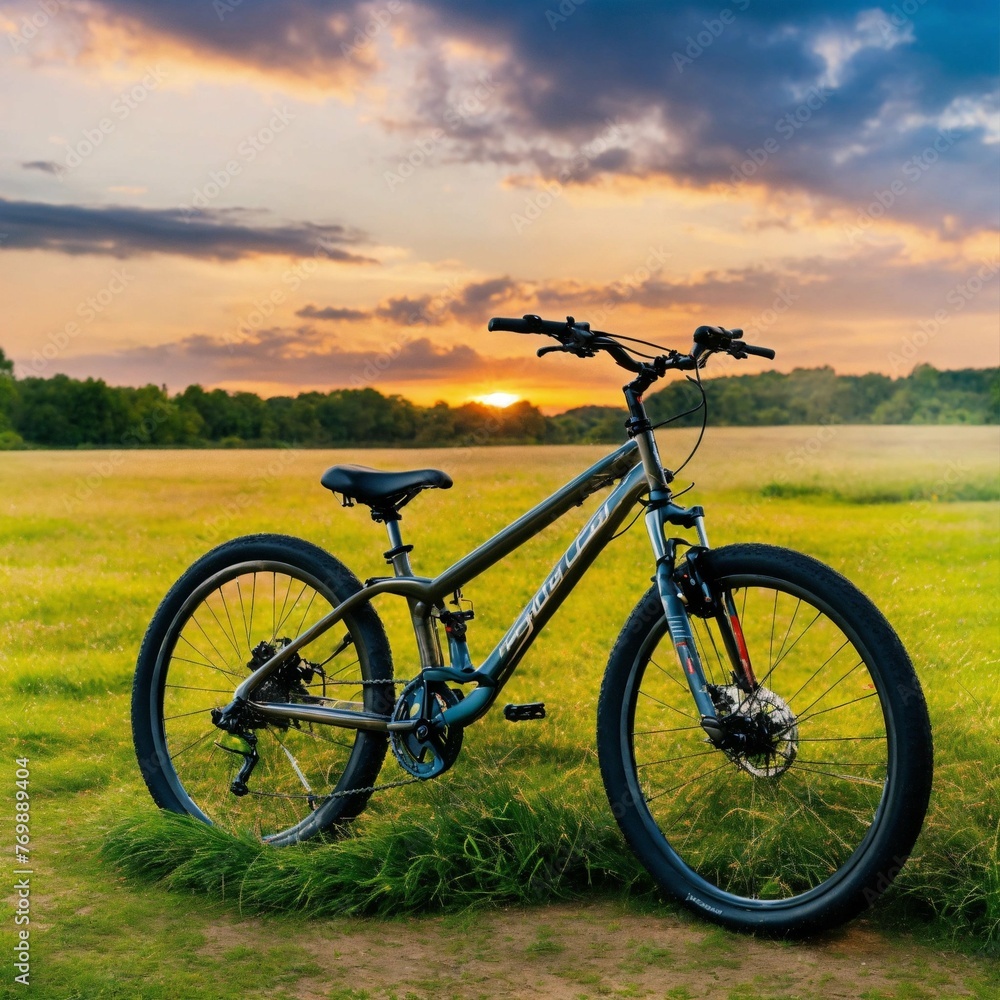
[597,543,932,935]
[132,534,395,845]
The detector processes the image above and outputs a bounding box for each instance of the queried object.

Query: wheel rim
[151,560,386,842]
[625,573,893,907]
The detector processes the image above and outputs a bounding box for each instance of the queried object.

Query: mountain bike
[132,314,933,935]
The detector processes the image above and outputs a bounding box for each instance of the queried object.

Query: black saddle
[321,464,452,520]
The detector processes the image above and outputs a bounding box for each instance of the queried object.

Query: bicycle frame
[223,401,724,737]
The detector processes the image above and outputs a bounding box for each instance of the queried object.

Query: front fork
[645,506,756,748]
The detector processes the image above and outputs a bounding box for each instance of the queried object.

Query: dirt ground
[200,901,997,1000]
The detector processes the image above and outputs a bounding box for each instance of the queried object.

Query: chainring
[390,678,464,779]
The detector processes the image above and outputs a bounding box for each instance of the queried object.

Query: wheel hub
[709,683,798,777]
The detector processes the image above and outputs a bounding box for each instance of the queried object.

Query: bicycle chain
[294,673,425,802]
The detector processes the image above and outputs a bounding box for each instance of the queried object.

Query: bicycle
[132,314,933,935]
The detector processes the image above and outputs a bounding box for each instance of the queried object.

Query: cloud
[76,0,996,233]
[21,160,65,176]
[295,304,370,321]
[0,198,377,261]
[73,0,384,89]
[35,329,537,390]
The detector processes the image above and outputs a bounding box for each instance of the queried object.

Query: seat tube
[384,519,443,669]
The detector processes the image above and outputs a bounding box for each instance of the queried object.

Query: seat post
[383,518,415,577]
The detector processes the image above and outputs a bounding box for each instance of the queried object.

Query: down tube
[441,464,649,727]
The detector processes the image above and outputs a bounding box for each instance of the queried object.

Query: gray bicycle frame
[231,431,719,734]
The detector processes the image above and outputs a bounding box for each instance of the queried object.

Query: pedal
[503,702,546,722]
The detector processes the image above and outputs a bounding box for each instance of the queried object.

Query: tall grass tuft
[101,769,649,919]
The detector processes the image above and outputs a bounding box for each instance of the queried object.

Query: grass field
[1,426,998,999]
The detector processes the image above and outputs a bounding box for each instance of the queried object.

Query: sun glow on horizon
[472,391,521,408]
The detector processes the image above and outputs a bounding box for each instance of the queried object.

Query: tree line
[0,348,995,449]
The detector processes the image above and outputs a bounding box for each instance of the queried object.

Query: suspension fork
[645,507,731,748]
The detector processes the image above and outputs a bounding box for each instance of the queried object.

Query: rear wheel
[132,534,394,845]
[597,543,933,935]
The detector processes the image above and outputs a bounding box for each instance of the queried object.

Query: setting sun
[473,392,521,408]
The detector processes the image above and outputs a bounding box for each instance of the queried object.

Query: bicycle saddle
[321,464,453,515]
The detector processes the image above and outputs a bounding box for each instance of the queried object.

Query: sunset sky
[1,0,997,411]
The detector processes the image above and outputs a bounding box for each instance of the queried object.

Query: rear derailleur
[210,638,320,797]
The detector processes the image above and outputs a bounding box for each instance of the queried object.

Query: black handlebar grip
[488,316,536,334]
[742,344,776,360]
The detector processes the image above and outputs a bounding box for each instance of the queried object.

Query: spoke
[164,706,216,721]
[274,580,309,638]
[638,687,696,721]
[177,633,242,682]
[293,587,321,643]
[171,651,242,681]
[797,735,886,742]
[637,749,717,769]
[291,724,357,752]
[791,758,885,767]
[644,760,732,804]
[169,727,218,760]
[316,633,354,668]
[218,586,245,660]
[166,683,236,694]
[769,589,778,669]
[795,659,865,720]
[633,724,704,736]
[274,574,294,641]
[774,597,801,665]
[249,573,257,649]
[785,638,851,707]
[202,598,242,662]
[650,657,689,692]
[784,689,879,731]
[789,762,885,788]
[702,619,728,686]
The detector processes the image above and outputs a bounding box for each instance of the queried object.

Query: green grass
[1,427,998,996]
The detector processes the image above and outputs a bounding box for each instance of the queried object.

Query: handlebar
[488,314,776,379]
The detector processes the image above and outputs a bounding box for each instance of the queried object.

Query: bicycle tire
[597,542,933,935]
[132,533,394,845]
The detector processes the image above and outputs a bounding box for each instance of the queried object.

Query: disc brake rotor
[710,683,799,777]
[390,678,463,779]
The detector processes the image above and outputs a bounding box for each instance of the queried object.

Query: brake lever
[537,344,569,358]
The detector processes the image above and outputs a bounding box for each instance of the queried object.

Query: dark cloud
[295,304,370,321]
[21,161,65,176]
[0,198,376,261]
[80,0,379,83]
[82,1,997,232]
[35,330,537,390]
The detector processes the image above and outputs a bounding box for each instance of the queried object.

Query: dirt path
[199,901,996,1000]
